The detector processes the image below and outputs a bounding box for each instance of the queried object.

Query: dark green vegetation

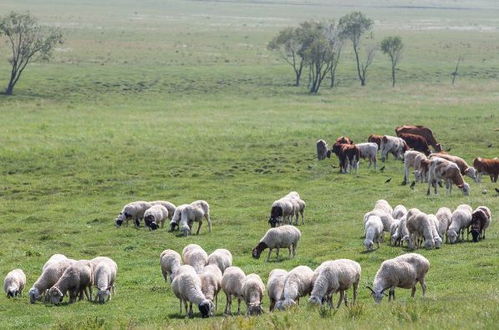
[0,0,498,329]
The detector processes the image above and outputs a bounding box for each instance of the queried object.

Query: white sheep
[356,142,378,169]
[207,249,233,274]
[363,209,395,233]
[115,201,152,227]
[392,205,408,220]
[251,225,301,261]
[243,274,265,315]
[160,249,182,282]
[199,264,222,312]
[47,261,93,304]
[182,244,208,274]
[391,215,409,247]
[427,214,443,248]
[275,265,314,310]
[143,204,169,230]
[93,258,118,304]
[406,208,435,249]
[149,200,176,220]
[309,259,361,308]
[42,254,68,271]
[287,197,306,226]
[364,215,384,251]
[316,139,328,160]
[374,199,393,215]
[267,269,288,312]
[436,207,452,242]
[4,269,26,298]
[268,198,294,227]
[221,266,246,315]
[179,200,212,236]
[448,205,473,243]
[169,204,188,232]
[29,257,76,304]
[368,253,430,303]
[171,266,214,318]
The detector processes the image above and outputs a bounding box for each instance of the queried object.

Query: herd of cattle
[316,125,499,195]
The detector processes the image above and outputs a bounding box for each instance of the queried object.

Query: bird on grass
[385,177,392,183]
[379,166,385,172]
[410,181,416,189]
[488,144,493,148]
[495,188,499,194]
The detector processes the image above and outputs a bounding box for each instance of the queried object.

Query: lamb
[470,206,492,242]
[207,249,233,273]
[221,266,246,315]
[267,269,288,312]
[4,269,26,298]
[356,142,378,169]
[392,205,408,220]
[160,249,182,282]
[391,215,409,247]
[364,215,384,251]
[316,139,328,160]
[242,273,265,315]
[268,198,294,227]
[171,265,214,318]
[430,153,478,183]
[309,259,361,308]
[403,150,428,185]
[178,200,212,236]
[169,204,188,232]
[115,201,152,227]
[275,265,314,310]
[143,204,169,230]
[252,225,301,261]
[199,264,223,311]
[380,135,409,162]
[427,214,443,248]
[47,260,93,304]
[374,199,393,216]
[29,257,76,303]
[447,204,473,243]
[427,157,470,196]
[283,191,306,225]
[368,253,430,303]
[473,157,499,182]
[149,200,176,220]
[182,244,208,274]
[406,208,435,249]
[93,258,118,304]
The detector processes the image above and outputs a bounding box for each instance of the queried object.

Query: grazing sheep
[29,258,76,304]
[427,214,443,248]
[182,244,208,274]
[200,264,223,312]
[207,249,233,274]
[309,259,361,308]
[242,273,265,315]
[160,249,182,282]
[286,197,306,226]
[436,207,452,242]
[391,215,409,247]
[171,266,214,318]
[316,139,328,160]
[363,209,395,233]
[470,206,492,242]
[221,266,246,315]
[374,199,393,216]
[252,225,301,261]
[356,142,378,169]
[47,261,93,304]
[4,269,26,298]
[275,265,314,310]
[150,200,176,220]
[368,253,430,303]
[169,204,188,232]
[406,208,435,249]
[269,198,294,227]
[115,201,152,227]
[144,204,169,230]
[42,254,68,271]
[448,205,473,243]
[93,258,118,304]
[392,205,408,220]
[364,215,384,251]
[179,200,212,236]
[380,136,409,162]
[267,269,288,312]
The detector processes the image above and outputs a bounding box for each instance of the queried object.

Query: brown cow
[398,133,431,155]
[395,125,441,152]
[336,136,353,145]
[368,134,383,150]
[473,157,499,182]
[331,142,360,174]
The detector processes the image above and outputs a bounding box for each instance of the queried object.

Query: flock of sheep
[160,243,430,318]
[3,254,117,305]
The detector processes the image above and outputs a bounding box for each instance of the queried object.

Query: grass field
[0,0,498,329]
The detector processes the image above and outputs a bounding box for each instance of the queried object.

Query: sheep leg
[300,210,304,225]
[353,281,358,305]
[237,298,241,314]
[188,303,193,318]
[275,248,280,260]
[215,292,218,312]
[411,286,416,298]
[224,293,231,315]
[389,288,395,301]
[267,248,273,262]
[205,213,212,232]
[179,299,183,314]
[336,291,344,308]
[195,221,203,235]
[292,243,297,257]
[269,299,275,312]
[420,279,427,297]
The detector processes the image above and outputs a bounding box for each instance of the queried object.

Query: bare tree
[268,27,305,86]
[381,36,403,87]
[338,11,374,86]
[451,56,463,85]
[0,12,63,95]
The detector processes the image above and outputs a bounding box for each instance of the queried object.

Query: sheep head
[367,286,387,304]
[97,287,111,304]
[251,242,267,259]
[248,302,264,315]
[48,287,64,305]
[308,295,322,305]
[29,288,40,304]
[198,300,214,318]
[447,230,458,244]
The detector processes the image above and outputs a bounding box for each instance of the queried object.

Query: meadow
[0,0,498,329]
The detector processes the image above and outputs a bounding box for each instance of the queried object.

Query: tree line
[268,11,404,93]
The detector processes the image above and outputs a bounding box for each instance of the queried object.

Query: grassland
[0,0,498,329]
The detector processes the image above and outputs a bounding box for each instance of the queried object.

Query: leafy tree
[381,36,403,87]
[338,11,374,86]
[0,12,63,95]
[268,27,305,86]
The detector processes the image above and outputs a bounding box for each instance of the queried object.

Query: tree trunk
[391,64,396,87]
[5,83,14,95]
[353,43,364,86]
